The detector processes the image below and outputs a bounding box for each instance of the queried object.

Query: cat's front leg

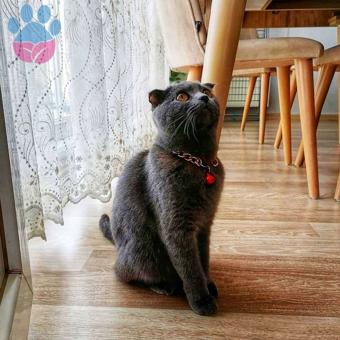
[197,230,218,298]
[160,226,217,316]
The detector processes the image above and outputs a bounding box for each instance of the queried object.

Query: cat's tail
[99,214,115,244]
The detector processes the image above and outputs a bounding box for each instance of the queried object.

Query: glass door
[0,74,32,338]
[0,203,5,293]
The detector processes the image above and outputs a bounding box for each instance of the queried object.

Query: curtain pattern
[0,0,167,239]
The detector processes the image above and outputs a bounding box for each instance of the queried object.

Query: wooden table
[202,0,340,199]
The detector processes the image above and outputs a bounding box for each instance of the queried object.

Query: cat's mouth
[168,103,218,142]
[184,105,218,139]
[196,104,219,124]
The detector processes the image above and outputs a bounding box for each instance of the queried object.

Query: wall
[267,27,338,114]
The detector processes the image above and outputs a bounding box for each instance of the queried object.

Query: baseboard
[225,108,259,122]
[225,112,339,122]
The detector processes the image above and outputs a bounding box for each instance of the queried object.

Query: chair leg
[295,58,319,199]
[274,122,282,149]
[241,76,257,131]
[295,64,336,167]
[276,66,292,165]
[187,66,203,82]
[259,72,270,144]
[335,172,340,201]
[274,70,297,149]
[201,0,246,145]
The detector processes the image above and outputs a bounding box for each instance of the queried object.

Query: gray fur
[99,81,224,315]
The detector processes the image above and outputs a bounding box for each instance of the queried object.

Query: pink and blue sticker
[8,4,61,64]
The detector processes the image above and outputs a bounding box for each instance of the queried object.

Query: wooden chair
[290,45,340,200]
[230,38,324,199]
[156,1,324,198]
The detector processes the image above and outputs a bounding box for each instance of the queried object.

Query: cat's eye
[202,88,213,98]
[176,92,189,102]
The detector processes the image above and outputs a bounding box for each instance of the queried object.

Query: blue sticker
[8,4,61,64]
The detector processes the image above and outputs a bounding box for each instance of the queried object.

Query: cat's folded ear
[149,89,165,110]
[202,83,215,90]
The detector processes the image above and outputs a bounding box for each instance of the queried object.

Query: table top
[244,0,340,27]
[246,0,340,11]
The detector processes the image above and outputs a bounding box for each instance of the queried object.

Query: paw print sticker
[8,4,61,64]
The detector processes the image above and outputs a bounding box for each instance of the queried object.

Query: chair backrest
[156,0,258,72]
[156,0,205,72]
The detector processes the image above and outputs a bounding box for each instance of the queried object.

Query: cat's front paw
[207,280,218,298]
[189,294,217,316]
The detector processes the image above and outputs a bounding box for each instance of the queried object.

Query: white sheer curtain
[0,0,168,239]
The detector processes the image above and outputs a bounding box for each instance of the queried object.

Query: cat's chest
[174,162,224,202]
[149,151,224,203]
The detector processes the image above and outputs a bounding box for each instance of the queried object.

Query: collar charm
[205,171,216,185]
[172,151,219,186]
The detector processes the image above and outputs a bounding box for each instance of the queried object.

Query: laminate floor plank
[29,305,340,340]
[28,118,340,339]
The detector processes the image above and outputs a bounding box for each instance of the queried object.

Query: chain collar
[172,151,219,173]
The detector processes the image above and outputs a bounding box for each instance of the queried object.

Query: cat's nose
[199,94,209,103]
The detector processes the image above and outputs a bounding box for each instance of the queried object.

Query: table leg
[201,0,246,144]
[295,58,319,199]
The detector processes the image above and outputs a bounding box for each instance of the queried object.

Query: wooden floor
[28,118,340,339]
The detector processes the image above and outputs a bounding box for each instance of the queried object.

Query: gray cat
[99,81,224,315]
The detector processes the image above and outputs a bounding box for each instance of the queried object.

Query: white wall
[267,27,338,114]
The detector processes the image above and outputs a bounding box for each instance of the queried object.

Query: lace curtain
[0,0,168,239]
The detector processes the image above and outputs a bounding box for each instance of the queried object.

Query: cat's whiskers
[169,112,186,128]
[170,117,187,141]
[170,106,196,140]
[186,104,200,142]
[169,103,202,142]
[184,116,191,139]
[189,112,199,142]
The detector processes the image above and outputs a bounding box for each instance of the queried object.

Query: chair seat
[232,67,275,77]
[314,45,340,66]
[235,38,324,69]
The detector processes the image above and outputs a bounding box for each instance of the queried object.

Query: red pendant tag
[205,171,216,185]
